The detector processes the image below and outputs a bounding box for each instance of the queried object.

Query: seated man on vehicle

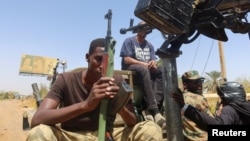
[119,21,165,127]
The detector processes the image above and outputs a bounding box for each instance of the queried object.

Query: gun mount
[120,18,153,35]
[131,0,250,54]
[127,1,250,141]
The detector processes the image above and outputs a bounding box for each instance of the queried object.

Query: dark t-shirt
[120,36,157,70]
[45,70,131,131]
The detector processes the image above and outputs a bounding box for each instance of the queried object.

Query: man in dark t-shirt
[26,38,162,141]
[120,21,165,127]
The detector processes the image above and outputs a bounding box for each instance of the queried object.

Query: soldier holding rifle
[26,38,162,141]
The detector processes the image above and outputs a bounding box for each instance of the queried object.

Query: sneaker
[145,115,154,121]
[154,113,166,127]
[156,117,166,127]
[161,122,167,130]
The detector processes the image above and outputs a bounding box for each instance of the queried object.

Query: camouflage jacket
[182,92,213,141]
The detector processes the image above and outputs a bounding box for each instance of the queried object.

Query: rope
[201,39,214,76]
[190,36,201,70]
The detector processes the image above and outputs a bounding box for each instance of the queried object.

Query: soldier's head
[88,38,105,55]
[85,38,105,79]
[181,70,205,94]
[216,82,246,105]
[136,21,152,38]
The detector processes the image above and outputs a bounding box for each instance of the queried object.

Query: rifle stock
[22,112,30,130]
[31,83,42,107]
[23,82,42,131]
[98,9,116,141]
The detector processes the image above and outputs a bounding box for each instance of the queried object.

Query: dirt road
[0,99,35,141]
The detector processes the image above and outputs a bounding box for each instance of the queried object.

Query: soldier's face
[186,79,204,94]
[86,47,105,78]
[137,30,147,38]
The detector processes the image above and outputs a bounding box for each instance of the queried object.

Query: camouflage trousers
[26,120,163,141]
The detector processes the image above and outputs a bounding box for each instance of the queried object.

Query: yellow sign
[19,54,58,76]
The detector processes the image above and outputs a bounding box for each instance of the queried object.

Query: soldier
[26,38,162,141]
[180,70,213,141]
[173,81,250,131]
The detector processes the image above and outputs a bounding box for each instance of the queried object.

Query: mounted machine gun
[120,0,250,141]
[133,0,250,54]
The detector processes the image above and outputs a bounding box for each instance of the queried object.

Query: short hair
[88,38,105,55]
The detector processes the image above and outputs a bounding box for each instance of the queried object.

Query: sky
[0,0,250,95]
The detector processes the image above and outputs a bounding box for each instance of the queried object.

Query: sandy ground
[0,98,167,141]
[1,94,247,141]
[0,99,36,141]
[0,95,218,141]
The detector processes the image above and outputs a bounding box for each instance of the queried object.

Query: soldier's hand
[148,60,157,72]
[171,88,185,108]
[86,77,119,111]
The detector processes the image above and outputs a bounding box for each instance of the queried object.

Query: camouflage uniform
[26,120,162,141]
[113,120,163,141]
[182,70,213,141]
[182,92,213,141]
[181,70,213,141]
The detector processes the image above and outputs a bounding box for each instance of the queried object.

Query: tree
[235,76,250,93]
[203,71,223,93]
[39,83,49,99]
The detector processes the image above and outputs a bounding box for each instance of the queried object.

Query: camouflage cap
[182,70,204,80]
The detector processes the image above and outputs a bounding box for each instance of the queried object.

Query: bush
[205,93,250,115]
[206,96,219,115]
[0,91,18,100]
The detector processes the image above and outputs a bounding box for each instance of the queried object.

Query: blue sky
[1,0,250,95]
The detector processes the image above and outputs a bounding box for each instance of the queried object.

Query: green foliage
[0,93,5,100]
[0,91,16,100]
[0,83,49,101]
[202,71,250,93]
[206,96,220,115]
[8,93,15,99]
[157,59,162,67]
[235,76,250,93]
[39,83,49,99]
[0,92,4,100]
[203,71,223,93]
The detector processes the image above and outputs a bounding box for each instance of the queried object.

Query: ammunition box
[134,0,194,34]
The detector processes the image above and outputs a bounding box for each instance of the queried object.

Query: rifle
[23,83,43,130]
[98,9,116,141]
[31,83,43,107]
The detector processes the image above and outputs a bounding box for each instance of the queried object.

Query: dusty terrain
[0,96,217,141]
[2,94,247,141]
[0,95,219,141]
[0,99,36,141]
